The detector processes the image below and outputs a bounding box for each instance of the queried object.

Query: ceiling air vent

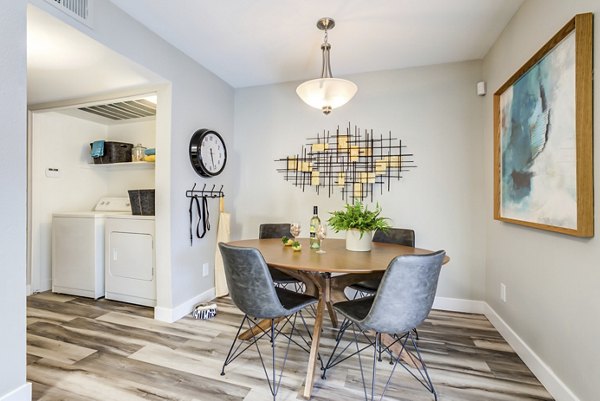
[45,0,92,26]
[78,99,157,121]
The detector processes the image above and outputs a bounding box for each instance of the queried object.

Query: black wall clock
[189,129,227,177]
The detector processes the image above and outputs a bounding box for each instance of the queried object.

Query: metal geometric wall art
[276,123,415,201]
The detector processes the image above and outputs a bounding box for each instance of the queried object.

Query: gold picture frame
[493,13,593,237]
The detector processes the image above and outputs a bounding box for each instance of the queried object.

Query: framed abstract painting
[494,13,593,237]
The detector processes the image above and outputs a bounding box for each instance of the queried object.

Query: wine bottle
[309,206,321,249]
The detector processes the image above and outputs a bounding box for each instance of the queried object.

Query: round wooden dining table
[226,237,449,399]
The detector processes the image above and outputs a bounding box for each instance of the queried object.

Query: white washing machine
[52,197,132,299]
[104,215,156,307]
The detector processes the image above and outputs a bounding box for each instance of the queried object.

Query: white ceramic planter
[345,229,373,251]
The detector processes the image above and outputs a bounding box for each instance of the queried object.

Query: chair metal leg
[381,331,437,400]
[369,332,380,400]
[323,322,437,401]
[221,314,249,375]
[404,331,437,400]
[252,316,296,400]
[322,320,374,380]
[335,318,352,342]
[352,289,373,300]
[221,315,276,374]
[223,313,306,400]
[321,316,351,379]
[271,320,276,401]
[352,322,370,401]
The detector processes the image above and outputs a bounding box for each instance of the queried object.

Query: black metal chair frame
[324,322,437,401]
[274,276,306,293]
[221,310,317,398]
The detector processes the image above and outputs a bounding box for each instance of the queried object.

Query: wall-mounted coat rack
[186,183,225,199]
[186,183,225,245]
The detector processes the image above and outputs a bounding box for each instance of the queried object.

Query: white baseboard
[26,285,32,296]
[154,287,216,323]
[484,304,580,401]
[432,296,485,314]
[0,383,32,401]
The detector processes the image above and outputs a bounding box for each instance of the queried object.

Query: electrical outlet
[500,283,507,302]
[202,263,209,277]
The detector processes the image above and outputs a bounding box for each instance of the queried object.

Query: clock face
[200,132,226,175]
[189,129,227,177]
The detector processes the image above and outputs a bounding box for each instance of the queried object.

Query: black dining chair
[218,243,318,400]
[322,250,446,401]
[259,223,304,292]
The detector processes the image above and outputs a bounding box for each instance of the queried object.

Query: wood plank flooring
[27,292,554,401]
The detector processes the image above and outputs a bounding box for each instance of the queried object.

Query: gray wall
[482,1,600,400]
[0,1,29,400]
[233,61,486,302]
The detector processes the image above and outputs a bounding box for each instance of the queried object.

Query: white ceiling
[27,5,162,105]
[28,0,524,104]
[109,0,524,88]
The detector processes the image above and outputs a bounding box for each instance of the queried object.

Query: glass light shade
[296,78,358,114]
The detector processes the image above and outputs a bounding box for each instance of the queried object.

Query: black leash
[195,196,202,238]
[199,195,210,238]
[189,195,195,246]
[189,194,211,245]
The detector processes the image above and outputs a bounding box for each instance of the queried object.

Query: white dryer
[52,197,131,299]
[104,215,156,307]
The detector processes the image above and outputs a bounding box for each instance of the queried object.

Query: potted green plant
[328,201,390,251]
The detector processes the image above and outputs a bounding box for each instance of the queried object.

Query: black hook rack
[186,183,225,199]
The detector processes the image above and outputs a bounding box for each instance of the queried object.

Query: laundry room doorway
[27,4,170,314]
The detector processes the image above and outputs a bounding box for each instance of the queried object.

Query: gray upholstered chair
[344,228,418,342]
[259,223,304,291]
[323,250,445,401]
[349,228,415,296]
[218,243,318,400]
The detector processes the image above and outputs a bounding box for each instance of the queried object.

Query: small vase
[345,229,372,252]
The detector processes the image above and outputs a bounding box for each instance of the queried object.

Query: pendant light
[296,18,357,115]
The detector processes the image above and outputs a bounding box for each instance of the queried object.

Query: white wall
[234,61,486,302]
[107,118,156,150]
[482,2,600,400]
[0,2,31,400]
[30,111,108,292]
[29,0,235,319]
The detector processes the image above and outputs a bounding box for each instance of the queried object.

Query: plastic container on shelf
[132,143,147,162]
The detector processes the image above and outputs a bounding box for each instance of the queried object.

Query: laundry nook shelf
[85,161,155,170]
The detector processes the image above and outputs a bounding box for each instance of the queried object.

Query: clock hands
[210,148,215,170]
